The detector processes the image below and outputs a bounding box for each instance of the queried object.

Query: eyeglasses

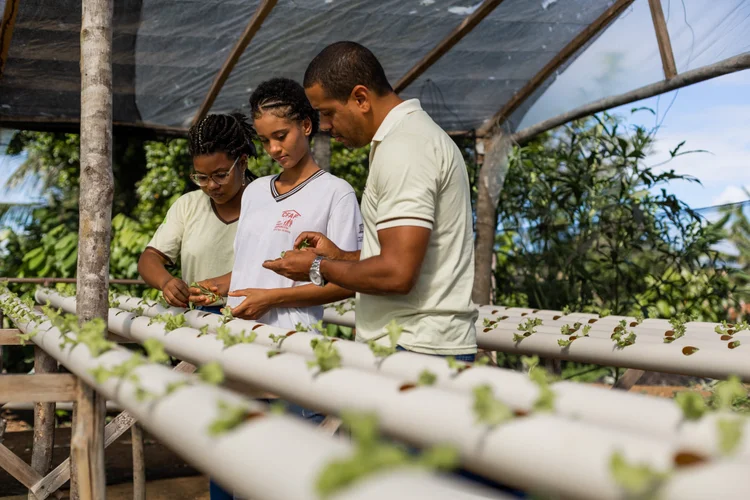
[190,157,239,187]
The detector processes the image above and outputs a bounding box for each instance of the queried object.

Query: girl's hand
[228,288,275,320]
[162,277,190,308]
[188,280,221,306]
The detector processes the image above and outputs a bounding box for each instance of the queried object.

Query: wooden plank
[648,0,677,79]
[0,442,43,490]
[29,348,58,496]
[0,277,146,285]
[70,382,106,500]
[31,361,197,500]
[0,374,78,403]
[192,0,278,126]
[0,0,20,78]
[611,369,647,391]
[477,0,635,137]
[131,425,146,500]
[0,328,22,345]
[511,52,750,145]
[394,0,505,94]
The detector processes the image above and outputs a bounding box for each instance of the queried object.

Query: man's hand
[294,232,344,260]
[263,250,316,282]
[188,279,220,306]
[227,288,275,320]
[162,277,190,308]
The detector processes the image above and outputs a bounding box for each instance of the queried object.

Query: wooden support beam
[29,348,58,497]
[0,328,23,345]
[0,442,43,490]
[648,0,677,79]
[131,425,146,500]
[477,0,635,137]
[0,0,20,78]
[30,361,197,500]
[192,0,278,126]
[0,374,77,403]
[70,382,106,500]
[511,52,750,145]
[611,369,646,391]
[394,0,506,94]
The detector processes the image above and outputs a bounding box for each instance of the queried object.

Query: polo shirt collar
[371,99,422,143]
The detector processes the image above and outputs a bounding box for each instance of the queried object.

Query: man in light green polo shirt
[264,41,477,359]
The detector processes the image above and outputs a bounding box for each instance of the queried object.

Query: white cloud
[711,185,750,206]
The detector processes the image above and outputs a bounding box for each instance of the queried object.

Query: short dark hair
[188,112,257,160]
[303,41,393,102]
[249,77,319,137]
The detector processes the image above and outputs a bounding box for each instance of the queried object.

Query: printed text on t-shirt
[274,210,301,233]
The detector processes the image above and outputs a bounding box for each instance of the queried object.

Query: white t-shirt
[356,99,478,355]
[228,170,363,329]
[146,190,238,285]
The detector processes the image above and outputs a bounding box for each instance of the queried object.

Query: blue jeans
[396,345,476,362]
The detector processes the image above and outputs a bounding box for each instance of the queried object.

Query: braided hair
[249,78,319,139]
[188,113,258,181]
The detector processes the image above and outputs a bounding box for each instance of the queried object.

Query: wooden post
[312,132,331,172]
[0,309,4,442]
[71,381,107,500]
[472,132,511,305]
[648,0,677,79]
[131,425,145,500]
[29,348,58,497]
[73,0,114,498]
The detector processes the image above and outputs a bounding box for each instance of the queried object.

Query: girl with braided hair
[190,77,362,328]
[137,113,257,308]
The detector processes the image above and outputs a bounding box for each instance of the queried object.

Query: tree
[493,113,733,321]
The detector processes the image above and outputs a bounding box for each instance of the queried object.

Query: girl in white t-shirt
[138,113,257,308]
[191,78,362,329]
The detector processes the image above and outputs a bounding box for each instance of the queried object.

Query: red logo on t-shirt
[274,210,301,233]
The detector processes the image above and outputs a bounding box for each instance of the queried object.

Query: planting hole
[521,313,528,317]
[728,341,741,349]
[246,412,265,421]
[727,329,735,335]
[721,335,733,341]
[588,319,597,324]
[630,322,638,327]
[673,451,707,468]
[285,331,296,337]
[553,315,561,320]
[399,383,417,392]
[665,330,675,336]
[491,310,498,315]
[513,409,529,417]
[251,324,263,331]
[682,346,699,356]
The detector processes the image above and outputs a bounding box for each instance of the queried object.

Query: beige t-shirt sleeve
[146,197,186,264]
[373,135,437,231]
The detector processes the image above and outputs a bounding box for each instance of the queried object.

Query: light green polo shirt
[355,99,478,355]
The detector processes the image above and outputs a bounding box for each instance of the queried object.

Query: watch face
[311,271,324,286]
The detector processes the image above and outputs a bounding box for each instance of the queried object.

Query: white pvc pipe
[41,290,750,461]
[7,293,503,500]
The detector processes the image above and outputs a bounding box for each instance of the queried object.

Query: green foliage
[674,392,707,421]
[307,338,342,373]
[315,411,458,498]
[208,400,252,436]
[417,370,437,386]
[514,317,542,342]
[149,313,187,331]
[609,451,669,499]
[368,319,403,359]
[198,361,225,385]
[472,385,513,426]
[143,338,170,364]
[215,326,257,348]
[493,113,732,321]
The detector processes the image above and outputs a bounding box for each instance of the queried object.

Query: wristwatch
[309,255,327,286]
